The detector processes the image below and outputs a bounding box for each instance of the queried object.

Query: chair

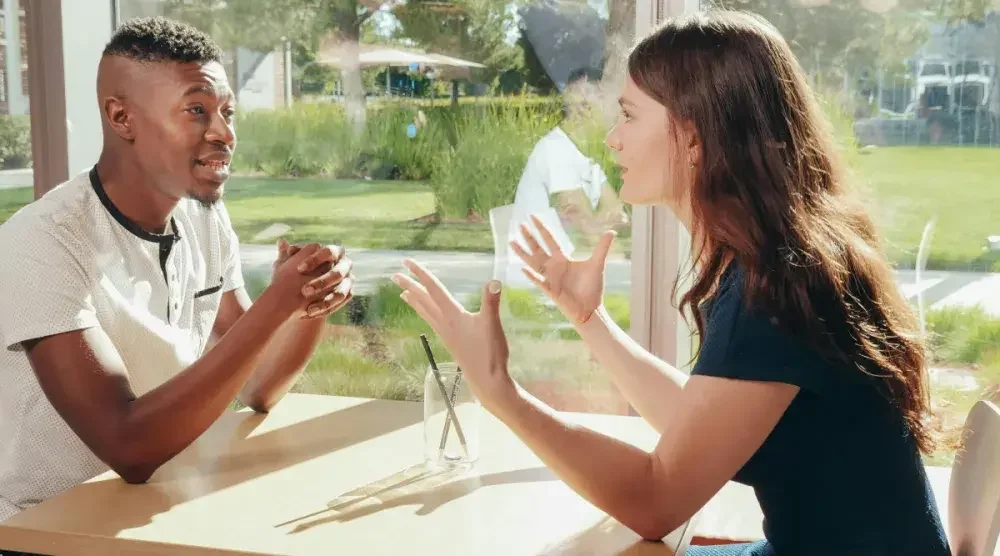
[487,204,575,290]
[488,204,515,283]
[947,399,1000,556]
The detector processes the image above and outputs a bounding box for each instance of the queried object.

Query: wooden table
[0,394,765,556]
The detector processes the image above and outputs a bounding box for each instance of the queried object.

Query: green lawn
[856,147,1000,271]
[224,177,494,252]
[0,186,32,224]
[0,146,997,269]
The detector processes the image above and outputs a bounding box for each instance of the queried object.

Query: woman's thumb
[480,280,503,323]
[592,230,617,264]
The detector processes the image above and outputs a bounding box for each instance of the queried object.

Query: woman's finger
[401,259,462,314]
[393,273,444,324]
[510,240,545,273]
[400,291,444,332]
[529,214,566,258]
[519,223,548,258]
[521,267,555,297]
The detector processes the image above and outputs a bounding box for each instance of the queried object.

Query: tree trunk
[231,47,241,104]
[326,1,368,136]
[337,34,366,134]
[601,0,635,126]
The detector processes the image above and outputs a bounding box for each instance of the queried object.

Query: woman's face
[605,75,696,226]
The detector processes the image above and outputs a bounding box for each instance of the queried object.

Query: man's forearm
[117,293,288,481]
[238,315,326,412]
[577,307,688,434]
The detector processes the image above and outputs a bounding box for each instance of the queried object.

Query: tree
[165,0,390,130]
[163,0,318,100]
[391,1,522,94]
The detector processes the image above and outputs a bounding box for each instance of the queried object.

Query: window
[0,0,31,222]
[706,0,1000,463]
[115,0,639,415]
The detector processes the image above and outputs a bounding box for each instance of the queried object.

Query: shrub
[432,103,560,219]
[926,306,1000,365]
[0,115,31,169]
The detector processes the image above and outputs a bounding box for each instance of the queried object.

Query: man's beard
[187,188,223,209]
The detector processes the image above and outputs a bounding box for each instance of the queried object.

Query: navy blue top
[690,264,950,555]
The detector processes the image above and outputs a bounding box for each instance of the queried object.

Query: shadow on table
[8,398,423,541]
[536,515,676,556]
[277,464,554,534]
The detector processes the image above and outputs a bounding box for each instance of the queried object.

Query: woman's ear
[684,121,701,169]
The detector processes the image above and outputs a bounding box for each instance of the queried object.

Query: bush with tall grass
[926,306,1000,366]
[0,115,31,170]
[431,104,560,219]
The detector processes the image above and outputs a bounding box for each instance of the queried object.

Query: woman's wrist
[577,303,612,337]
[480,372,524,418]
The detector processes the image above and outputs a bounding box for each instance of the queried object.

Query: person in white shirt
[0,17,355,523]
[504,68,628,288]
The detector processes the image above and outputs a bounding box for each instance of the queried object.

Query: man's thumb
[276,237,289,258]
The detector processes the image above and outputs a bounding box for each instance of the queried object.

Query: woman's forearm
[488,383,681,541]
[576,306,688,433]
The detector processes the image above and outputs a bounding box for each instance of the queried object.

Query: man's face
[130,60,236,207]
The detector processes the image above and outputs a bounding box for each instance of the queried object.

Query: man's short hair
[103,16,222,64]
[565,67,601,88]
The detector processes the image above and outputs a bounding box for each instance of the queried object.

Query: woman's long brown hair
[629,11,934,453]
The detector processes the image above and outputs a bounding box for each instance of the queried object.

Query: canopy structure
[316,42,486,87]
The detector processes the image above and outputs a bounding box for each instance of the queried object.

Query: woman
[393,11,949,555]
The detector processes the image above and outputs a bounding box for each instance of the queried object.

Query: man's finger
[287,243,321,267]
[305,291,354,319]
[297,244,344,273]
[302,258,353,297]
[305,292,337,318]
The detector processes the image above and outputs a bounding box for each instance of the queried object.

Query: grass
[856,147,1000,271]
[0,186,32,223]
[922,307,1000,466]
[223,177,493,252]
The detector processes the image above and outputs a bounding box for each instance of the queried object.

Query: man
[0,17,355,522]
[502,68,628,288]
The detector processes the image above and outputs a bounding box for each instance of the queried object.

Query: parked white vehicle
[952,58,993,111]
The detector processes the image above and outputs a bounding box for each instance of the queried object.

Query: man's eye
[188,106,205,115]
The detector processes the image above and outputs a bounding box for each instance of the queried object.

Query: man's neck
[95,152,180,235]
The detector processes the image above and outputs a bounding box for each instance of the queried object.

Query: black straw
[420,334,439,371]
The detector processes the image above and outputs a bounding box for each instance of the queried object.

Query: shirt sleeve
[691,268,844,395]
[0,224,99,352]
[545,134,591,196]
[214,201,245,293]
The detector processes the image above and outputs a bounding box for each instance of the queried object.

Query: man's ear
[104,96,134,141]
